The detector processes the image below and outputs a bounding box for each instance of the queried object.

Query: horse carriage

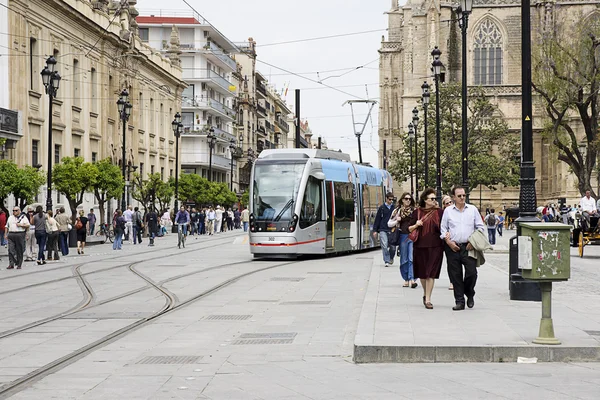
[504,207,520,230]
[573,213,600,257]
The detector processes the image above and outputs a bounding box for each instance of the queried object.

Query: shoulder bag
[408,209,437,243]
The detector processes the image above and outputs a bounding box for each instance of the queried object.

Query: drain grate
[232,339,294,345]
[280,301,331,305]
[307,272,342,274]
[270,277,305,282]
[205,315,252,321]
[239,332,297,339]
[584,330,600,336]
[137,356,203,365]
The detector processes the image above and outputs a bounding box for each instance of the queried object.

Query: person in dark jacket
[145,209,159,246]
[372,192,396,267]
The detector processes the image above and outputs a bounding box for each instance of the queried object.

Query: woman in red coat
[408,188,444,309]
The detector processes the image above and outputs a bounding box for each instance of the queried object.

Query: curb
[353,344,600,363]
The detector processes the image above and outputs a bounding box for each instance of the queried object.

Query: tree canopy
[177,173,238,207]
[0,160,44,212]
[92,158,124,224]
[53,157,98,219]
[532,12,600,197]
[388,83,520,194]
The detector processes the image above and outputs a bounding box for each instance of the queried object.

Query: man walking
[484,209,498,245]
[372,192,396,267]
[132,207,143,244]
[440,186,485,310]
[24,207,36,262]
[87,209,96,235]
[145,208,158,246]
[241,206,249,232]
[5,206,29,269]
[55,207,71,256]
[123,205,134,243]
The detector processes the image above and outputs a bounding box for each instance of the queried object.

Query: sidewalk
[354,231,600,363]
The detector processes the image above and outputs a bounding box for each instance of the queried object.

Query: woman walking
[113,210,126,250]
[441,195,455,291]
[388,192,417,288]
[33,206,47,265]
[408,188,444,309]
[45,210,60,261]
[76,209,88,254]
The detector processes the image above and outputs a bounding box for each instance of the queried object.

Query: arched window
[474,19,503,85]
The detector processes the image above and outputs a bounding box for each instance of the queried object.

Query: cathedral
[378,0,600,208]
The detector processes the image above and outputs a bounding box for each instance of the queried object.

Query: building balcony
[198,70,235,96]
[299,136,309,148]
[265,120,275,133]
[205,41,237,71]
[256,103,267,117]
[256,82,267,98]
[181,124,235,143]
[256,125,266,137]
[182,151,231,171]
[182,98,235,120]
[275,116,289,133]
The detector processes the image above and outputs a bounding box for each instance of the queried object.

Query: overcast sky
[140,0,391,166]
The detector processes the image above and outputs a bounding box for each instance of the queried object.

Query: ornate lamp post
[40,56,61,212]
[117,89,132,210]
[171,112,183,210]
[408,122,415,195]
[207,127,216,182]
[229,139,236,191]
[431,46,444,202]
[421,82,430,187]
[457,0,473,195]
[412,107,420,198]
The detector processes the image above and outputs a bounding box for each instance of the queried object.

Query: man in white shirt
[5,207,30,269]
[123,205,134,243]
[214,206,224,234]
[440,186,485,311]
[580,190,598,231]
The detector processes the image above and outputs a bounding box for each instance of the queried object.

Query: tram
[248,149,393,258]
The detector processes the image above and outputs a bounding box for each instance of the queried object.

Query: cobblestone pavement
[1,229,599,399]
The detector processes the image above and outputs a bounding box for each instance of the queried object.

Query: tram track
[0,258,298,400]
[0,232,243,295]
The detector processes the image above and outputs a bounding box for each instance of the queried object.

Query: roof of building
[136,16,200,25]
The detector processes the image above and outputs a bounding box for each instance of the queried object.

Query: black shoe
[452,303,465,311]
[467,297,474,308]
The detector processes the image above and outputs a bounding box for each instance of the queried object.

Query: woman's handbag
[75,218,83,230]
[388,227,401,246]
[408,210,436,243]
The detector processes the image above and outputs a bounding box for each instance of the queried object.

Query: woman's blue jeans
[399,233,414,281]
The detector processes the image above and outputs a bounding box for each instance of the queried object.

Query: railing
[265,100,271,112]
[256,125,266,135]
[206,41,236,70]
[299,136,309,148]
[265,120,274,133]
[206,70,234,93]
[256,103,266,115]
[256,83,267,96]
[275,117,289,132]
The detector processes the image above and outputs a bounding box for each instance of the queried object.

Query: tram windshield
[253,162,306,222]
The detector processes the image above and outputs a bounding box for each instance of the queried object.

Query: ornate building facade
[7,0,185,208]
[379,0,600,207]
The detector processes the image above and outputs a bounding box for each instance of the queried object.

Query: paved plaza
[0,229,599,399]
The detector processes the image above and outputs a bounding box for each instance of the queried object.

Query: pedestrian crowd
[375,186,490,311]
[1,203,250,267]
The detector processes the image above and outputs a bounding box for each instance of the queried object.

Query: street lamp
[171,112,183,210]
[229,139,236,191]
[40,56,61,212]
[457,0,473,196]
[421,81,430,187]
[207,127,216,182]
[126,163,138,206]
[117,88,132,210]
[431,46,444,203]
[408,122,415,195]
[412,107,420,198]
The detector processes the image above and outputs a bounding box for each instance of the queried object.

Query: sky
[140,0,392,166]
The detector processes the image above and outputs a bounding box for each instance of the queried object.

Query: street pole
[117,89,131,211]
[295,89,301,148]
[229,139,235,191]
[412,107,420,198]
[422,81,430,187]
[458,1,472,199]
[172,112,182,211]
[432,47,444,203]
[121,120,126,210]
[40,56,60,212]
[408,122,415,195]
[208,128,215,182]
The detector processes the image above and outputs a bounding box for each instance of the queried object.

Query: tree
[0,160,18,214]
[177,173,238,207]
[53,157,98,221]
[131,172,173,213]
[241,189,249,208]
[12,166,45,210]
[388,83,520,194]
[532,12,600,197]
[92,158,124,224]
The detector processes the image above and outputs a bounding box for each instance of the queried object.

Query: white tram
[248,149,393,258]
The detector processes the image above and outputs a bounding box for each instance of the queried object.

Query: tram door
[325,181,334,249]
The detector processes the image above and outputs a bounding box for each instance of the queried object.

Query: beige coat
[467,229,492,267]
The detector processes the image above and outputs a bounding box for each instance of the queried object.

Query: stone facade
[7,0,185,208]
[379,0,600,208]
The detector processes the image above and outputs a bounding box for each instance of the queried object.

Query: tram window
[300,177,322,228]
[334,182,355,222]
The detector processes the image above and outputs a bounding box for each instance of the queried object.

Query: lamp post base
[532,282,561,345]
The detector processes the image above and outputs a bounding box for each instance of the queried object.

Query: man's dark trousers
[445,243,477,305]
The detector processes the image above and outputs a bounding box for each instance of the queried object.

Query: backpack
[486,214,496,227]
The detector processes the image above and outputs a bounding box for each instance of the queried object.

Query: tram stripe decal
[250,238,326,247]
